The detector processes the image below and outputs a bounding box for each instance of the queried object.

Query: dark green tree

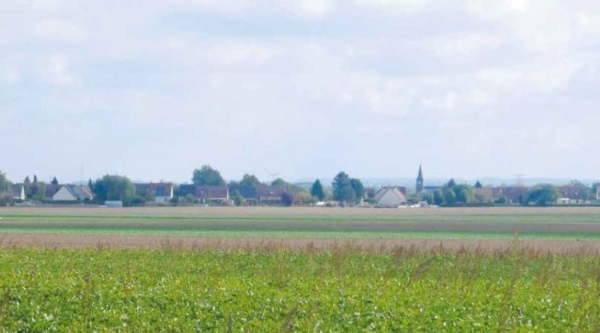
[23,176,32,199]
[443,188,457,206]
[332,172,355,205]
[433,190,444,206]
[474,180,483,188]
[528,184,559,206]
[454,185,474,204]
[93,175,136,205]
[33,175,38,184]
[447,179,456,188]
[350,178,365,203]
[271,178,286,187]
[240,174,260,188]
[0,170,11,194]
[192,165,226,186]
[51,177,59,186]
[310,179,325,201]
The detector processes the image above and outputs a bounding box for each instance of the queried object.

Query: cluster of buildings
[371,166,600,208]
[5,166,600,207]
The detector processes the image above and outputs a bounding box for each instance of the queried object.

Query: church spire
[416,165,424,193]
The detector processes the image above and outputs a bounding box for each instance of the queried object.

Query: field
[1,206,600,331]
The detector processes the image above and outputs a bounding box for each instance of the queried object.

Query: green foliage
[433,190,444,206]
[528,184,559,206]
[231,190,245,206]
[271,178,286,187]
[192,165,225,186]
[93,175,136,205]
[443,188,457,206]
[240,174,260,188]
[474,180,483,188]
[0,170,10,194]
[0,248,599,331]
[310,179,325,201]
[51,177,59,186]
[30,182,46,202]
[350,178,365,202]
[332,172,355,205]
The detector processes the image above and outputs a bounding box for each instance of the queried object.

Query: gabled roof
[135,183,174,197]
[196,186,229,200]
[256,185,285,200]
[374,187,408,206]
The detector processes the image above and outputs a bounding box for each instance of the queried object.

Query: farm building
[374,187,408,207]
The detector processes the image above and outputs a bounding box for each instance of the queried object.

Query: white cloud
[206,41,281,67]
[40,55,78,86]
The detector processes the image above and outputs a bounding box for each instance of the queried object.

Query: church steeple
[416,165,424,193]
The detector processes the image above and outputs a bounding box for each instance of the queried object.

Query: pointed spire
[417,165,423,181]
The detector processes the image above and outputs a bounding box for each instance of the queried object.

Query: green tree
[474,180,483,188]
[23,176,32,199]
[33,175,38,184]
[568,180,593,200]
[240,174,260,188]
[350,178,365,203]
[311,179,325,201]
[528,184,559,206]
[443,188,457,206]
[433,190,444,206]
[192,165,226,186]
[0,170,10,194]
[93,175,136,205]
[454,185,474,204]
[231,190,245,206]
[31,182,46,202]
[332,172,355,205]
[271,178,286,187]
[51,177,59,186]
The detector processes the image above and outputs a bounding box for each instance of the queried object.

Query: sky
[1,0,599,184]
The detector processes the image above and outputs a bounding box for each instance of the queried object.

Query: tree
[93,175,136,205]
[33,175,38,184]
[240,174,260,188]
[527,184,559,206]
[446,179,456,188]
[443,188,457,206]
[310,179,325,201]
[454,185,474,204]
[474,180,483,188]
[568,180,593,200]
[332,172,355,205]
[281,192,294,206]
[231,190,245,206]
[271,178,286,187]
[51,177,59,186]
[192,165,225,186]
[30,182,46,202]
[23,176,32,199]
[350,178,365,203]
[0,170,10,194]
[88,179,94,190]
[433,190,444,206]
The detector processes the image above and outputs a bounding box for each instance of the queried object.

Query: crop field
[1,206,600,331]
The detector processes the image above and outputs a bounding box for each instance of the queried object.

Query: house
[134,182,174,204]
[557,185,589,201]
[492,187,530,205]
[11,184,25,201]
[195,186,229,204]
[256,185,286,203]
[52,185,94,202]
[177,185,230,204]
[374,187,408,207]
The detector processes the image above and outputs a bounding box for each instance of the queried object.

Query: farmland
[1,206,600,331]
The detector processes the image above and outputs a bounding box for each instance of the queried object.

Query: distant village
[1,165,599,208]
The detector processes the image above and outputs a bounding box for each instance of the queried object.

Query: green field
[1,246,599,331]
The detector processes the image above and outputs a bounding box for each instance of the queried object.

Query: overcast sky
[1,0,599,184]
